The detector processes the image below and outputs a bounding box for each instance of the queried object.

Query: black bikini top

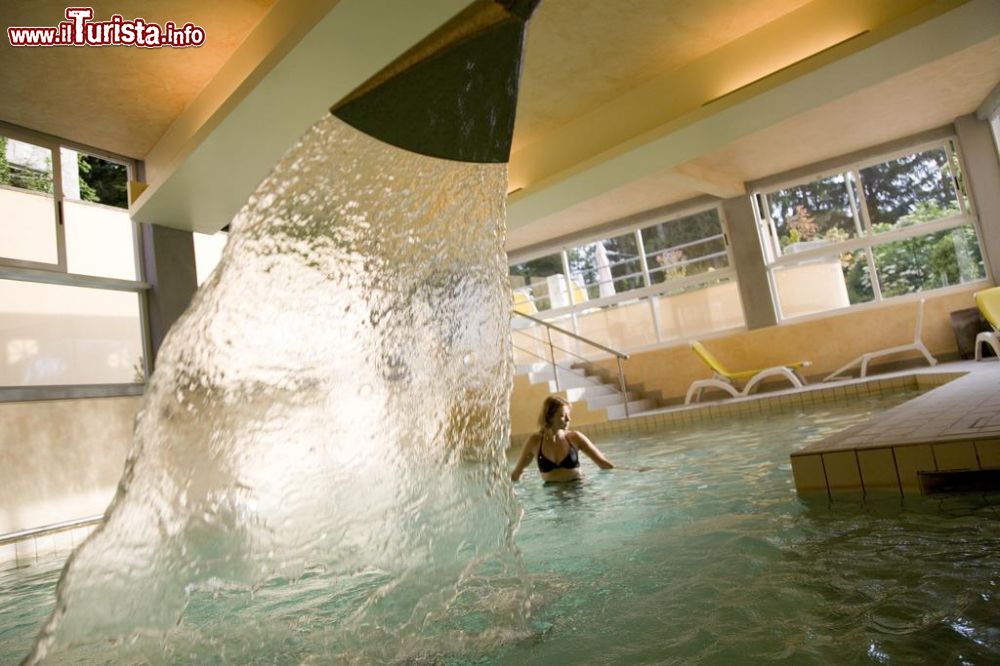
[537,435,580,473]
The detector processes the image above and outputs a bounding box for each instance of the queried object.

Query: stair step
[604,399,657,420]
[564,385,619,402]
[582,391,637,409]
[528,370,605,389]
[515,361,579,375]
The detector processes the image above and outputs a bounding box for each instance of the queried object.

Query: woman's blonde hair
[538,395,571,431]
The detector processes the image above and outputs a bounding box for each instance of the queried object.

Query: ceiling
[0,0,996,252]
[0,0,277,159]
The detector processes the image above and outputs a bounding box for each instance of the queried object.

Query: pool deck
[790,360,1000,498]
[573,358,1000,498]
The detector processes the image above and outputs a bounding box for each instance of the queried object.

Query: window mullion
[864,246,883,303]
[850,169,873,236]
[846,170,865,238]
[944,140,969,217]
[760,194,780,261]
[50,141,68,272]
[635,229,651,288]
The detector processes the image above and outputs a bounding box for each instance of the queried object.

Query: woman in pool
[511,395,615,482]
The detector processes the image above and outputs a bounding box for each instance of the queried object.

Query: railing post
[546,327,560,391]
[616,357,630,419]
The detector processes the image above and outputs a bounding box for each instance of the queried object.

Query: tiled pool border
[571,372,962,440]
[571,368,999,499]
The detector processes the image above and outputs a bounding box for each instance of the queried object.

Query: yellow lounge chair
[974,286,1000,361]
[685,340,811,404]
[512,289,538,315]
[824,298,936,381]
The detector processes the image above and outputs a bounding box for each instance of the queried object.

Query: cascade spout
[331,0,542,163]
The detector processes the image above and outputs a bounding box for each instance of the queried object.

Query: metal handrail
[513,335,601,368]
[513,311,629,359]
[512,310,633,418]
[0,514,104,546]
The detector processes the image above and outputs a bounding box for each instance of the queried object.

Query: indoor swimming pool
[2,390,998,664]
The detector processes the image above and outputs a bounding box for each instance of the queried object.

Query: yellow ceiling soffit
[506,0,981,229]
[132,0,470,232]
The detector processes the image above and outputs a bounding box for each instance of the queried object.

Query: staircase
[515,359,658,419]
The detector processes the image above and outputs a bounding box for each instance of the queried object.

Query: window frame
[508,201,744,355]
[752,135,990,323]
[0,122,151,401]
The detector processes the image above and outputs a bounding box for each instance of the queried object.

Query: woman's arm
[511,434,540,481]
[571,431,614,469]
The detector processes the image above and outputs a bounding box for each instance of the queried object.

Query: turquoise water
[3,392,999,664]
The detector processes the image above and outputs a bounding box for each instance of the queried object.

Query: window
[640,208,730,284]
[509,204,745,357]
[509,252,565,312]
[756,139,987,320]
[0,127,146,391]
[566,230,643,300]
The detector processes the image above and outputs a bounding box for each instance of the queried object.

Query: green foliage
[860,149,957,226]
[0,136,9,184]
[78,154,128,208]
[77,153,100,202]
[0,136,53,192]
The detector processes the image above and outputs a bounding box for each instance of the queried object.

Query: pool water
[3,392,999,664]
[497,391,1000,665]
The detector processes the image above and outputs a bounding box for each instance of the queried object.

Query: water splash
[27,116,528,663]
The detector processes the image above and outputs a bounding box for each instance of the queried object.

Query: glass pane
[64,200,137,280]
[861,147,960,231]
[511,314,576,364]
[0,187,57,264]
[766,174,857,253]
[509,253,566,311]
[566,232,643,300]
[0,136,57,264]
[1,136,53,194]
[653,279,745,341]
[0,280,145,386]
[575,299,656,349]
[194,231,229,285]
[61,148,128,208]
[773,251,873,319]
[640,209,728,285]
[873,225,986,298]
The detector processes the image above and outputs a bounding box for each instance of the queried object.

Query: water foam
[27,116,528,663]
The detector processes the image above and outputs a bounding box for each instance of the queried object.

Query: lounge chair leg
[685,379,740,405]
[975,332,1000,361]
[916,342,937,367]
[743,367,804,395]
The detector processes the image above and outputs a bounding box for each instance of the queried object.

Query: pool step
[517,361,660,420]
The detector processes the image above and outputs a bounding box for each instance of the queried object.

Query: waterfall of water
[26,115,530,664]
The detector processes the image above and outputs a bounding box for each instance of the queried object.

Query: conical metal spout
[330,0,541,163]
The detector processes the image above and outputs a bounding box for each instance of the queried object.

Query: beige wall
[589,286,984,403]
[509,374,607,440]
[0,395,139,533]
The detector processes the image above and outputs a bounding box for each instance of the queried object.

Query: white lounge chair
[824,298,936,381]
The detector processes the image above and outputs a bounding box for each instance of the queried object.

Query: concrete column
[722,195,778,329]
[141,224,197,368]
[954,113,1000,283]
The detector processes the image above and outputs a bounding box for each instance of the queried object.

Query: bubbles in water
[26,116,527,664]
